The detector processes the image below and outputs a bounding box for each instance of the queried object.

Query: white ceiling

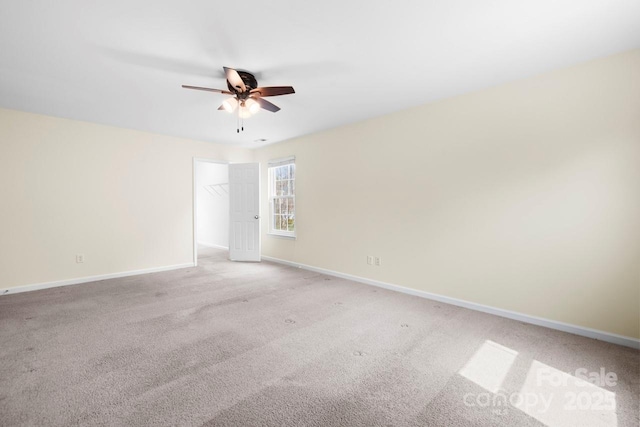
[1,1,639,147]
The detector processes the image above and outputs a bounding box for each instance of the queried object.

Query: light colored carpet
[0,247,637,426]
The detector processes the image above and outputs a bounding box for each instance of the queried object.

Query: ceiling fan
[182,67,295,132]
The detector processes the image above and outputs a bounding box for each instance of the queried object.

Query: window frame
[268,157,296,238]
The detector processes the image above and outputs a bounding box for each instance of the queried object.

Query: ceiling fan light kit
[221,97,238,113]
[182,67,295,133]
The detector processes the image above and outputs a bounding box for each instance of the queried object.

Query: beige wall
[0,109,251,289]
[255,50,640,339]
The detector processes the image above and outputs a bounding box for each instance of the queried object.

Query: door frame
[192,157,230,267]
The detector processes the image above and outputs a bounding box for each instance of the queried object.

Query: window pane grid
[269,163,295,235]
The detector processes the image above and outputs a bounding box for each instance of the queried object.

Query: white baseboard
[0,263,195,296]
[261,255,640,350]
[197,242,229,250]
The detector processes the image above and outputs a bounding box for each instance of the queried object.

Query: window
[268,157,295,237]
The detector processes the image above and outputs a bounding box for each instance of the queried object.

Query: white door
[229,163,260,261]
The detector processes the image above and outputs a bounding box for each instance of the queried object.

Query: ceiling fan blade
[182,85,232,94]
[254,97,281,113]
[250,86,295,97]
[224,66,246,93]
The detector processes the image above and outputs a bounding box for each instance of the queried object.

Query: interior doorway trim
[193,157,229,267]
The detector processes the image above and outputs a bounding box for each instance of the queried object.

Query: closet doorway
[193,158,229,265]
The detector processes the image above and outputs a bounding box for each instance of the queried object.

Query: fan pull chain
[236,102,246,133]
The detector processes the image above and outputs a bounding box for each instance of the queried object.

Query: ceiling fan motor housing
[227,70,258,97]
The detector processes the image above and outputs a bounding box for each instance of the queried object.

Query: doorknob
[254,215,260,219]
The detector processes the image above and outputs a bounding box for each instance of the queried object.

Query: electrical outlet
[374,256,381,266]
[367,255,373,265]
[76,254,84,263]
